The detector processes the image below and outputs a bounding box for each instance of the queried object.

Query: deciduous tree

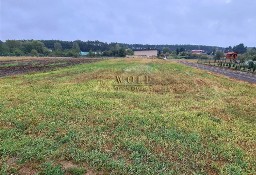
[233,43,247,54]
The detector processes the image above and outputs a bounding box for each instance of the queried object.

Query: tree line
[0,40,135,57]
[0,40,253,59]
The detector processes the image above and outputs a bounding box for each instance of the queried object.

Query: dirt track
[0,57,102,77]
[179,60,256,84]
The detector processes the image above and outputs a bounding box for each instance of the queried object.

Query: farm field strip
[0,57,102,77]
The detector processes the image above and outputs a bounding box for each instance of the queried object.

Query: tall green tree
[233,43,247,54]
[118,48,126,57]
[5,40,22,53]
[23,41,33,54]
[31,41,45,53]
[54,42,62,51]
[0,42,10,55]
[125,49,134,56]
[14,49,24,56]
[31,49,38,56]
[72,42,80,53]
[163,47,170,54]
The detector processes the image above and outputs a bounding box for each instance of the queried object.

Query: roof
[226,52,238,55]
[133,49,158,52]
[191,50,204,52]
[80,51,89,56]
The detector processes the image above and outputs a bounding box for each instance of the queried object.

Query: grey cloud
[0,0,255,47]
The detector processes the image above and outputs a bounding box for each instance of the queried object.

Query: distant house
[80,51,102,56]
[226,52,238,60]
[80,51,89,56]
[191,50,205,55]
[133,50,158,57]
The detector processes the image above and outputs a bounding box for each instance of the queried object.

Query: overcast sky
[0,0,255,47]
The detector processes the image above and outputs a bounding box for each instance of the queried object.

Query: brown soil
[0,57,102,77]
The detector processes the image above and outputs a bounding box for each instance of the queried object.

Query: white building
[134,50,158,57]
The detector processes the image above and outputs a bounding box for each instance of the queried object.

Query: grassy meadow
[0,58,255,175]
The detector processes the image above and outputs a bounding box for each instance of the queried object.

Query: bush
[214,51,224,60]
[30,49,38,57]
[14,49,24,56]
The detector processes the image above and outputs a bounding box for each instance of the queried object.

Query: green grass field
[0,58,255,175]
